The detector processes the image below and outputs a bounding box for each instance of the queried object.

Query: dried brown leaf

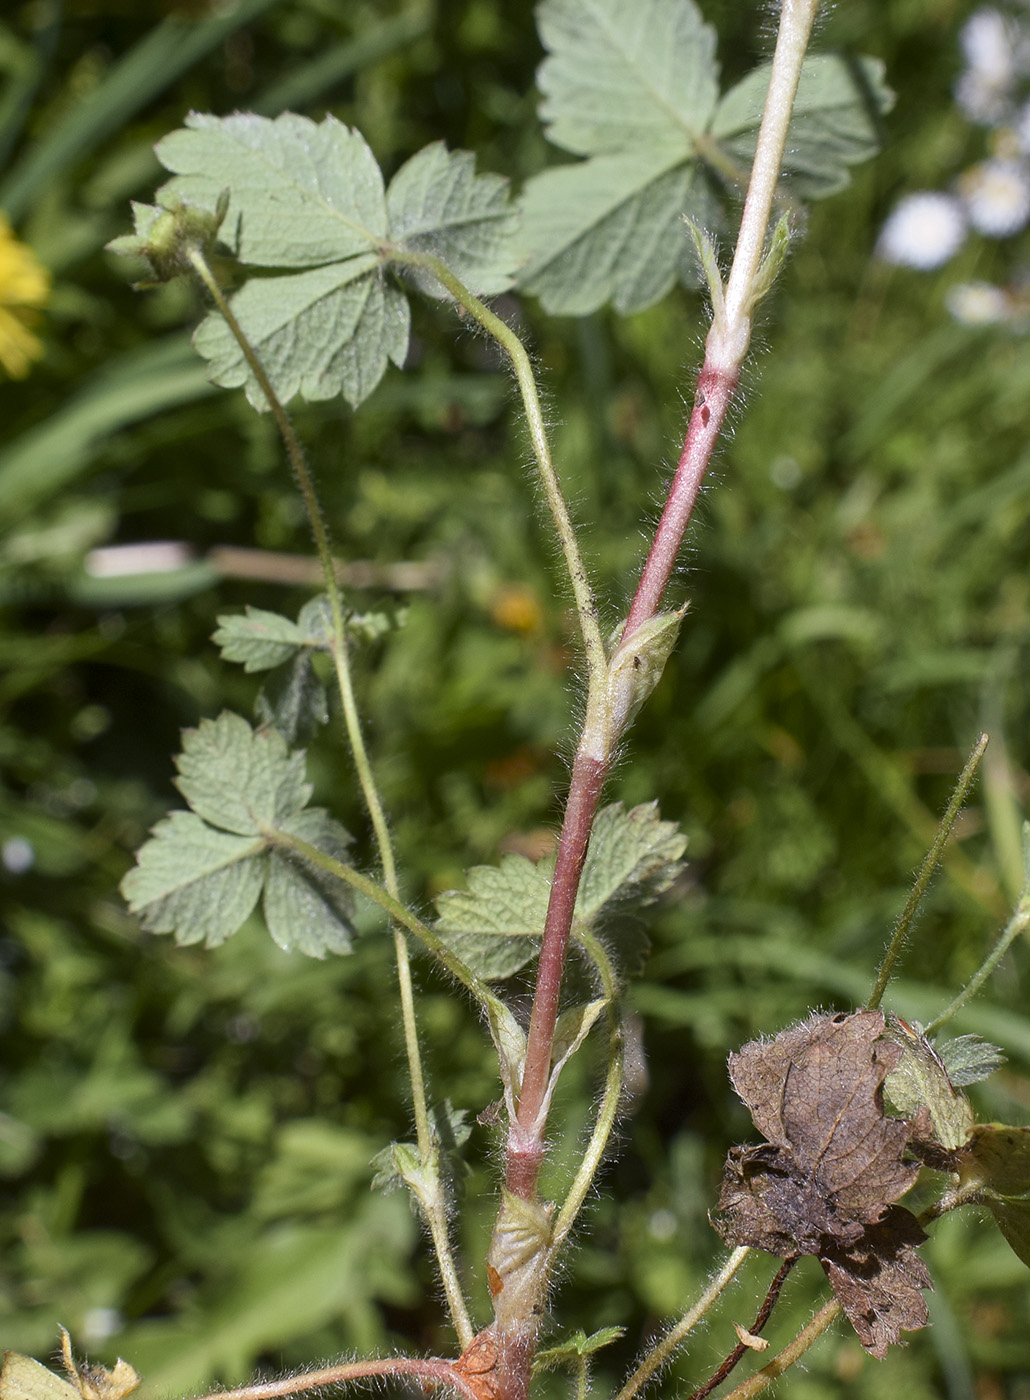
[714,1011,930,1357]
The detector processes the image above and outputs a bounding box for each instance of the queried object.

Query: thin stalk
[552,930,623,1250]
[686,1258,797,1400]
[189,1357,482,1400]
[925,892,1030,1034]
[267,826,492,1008]
[613,1248,751,1400]
[387,247,607,714]
[867,732,989,1010]
[190,248,471,1347]
[720,1299,841,1400]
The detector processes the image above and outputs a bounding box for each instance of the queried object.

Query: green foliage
[1,0,1029,1395]
[126,114,519,409]
[434,801,685,978]
[121,714,355,956]
[520,0,893,313]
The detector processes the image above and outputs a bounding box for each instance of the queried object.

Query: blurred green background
[1,0,1028,1397]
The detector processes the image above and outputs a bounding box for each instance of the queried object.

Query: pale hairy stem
[925,890,1030,1034]
[386,247,608,713]
[614,1248,751,1400]
[720,1299,841,1400]
[188,248,472,1347]
[188,1357,482,1400]
[867,731,989,1011]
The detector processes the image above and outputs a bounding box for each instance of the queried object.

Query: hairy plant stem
[867,731,989,1011]
[614,1248,751,1400]
[686,1258,797,1400]
[189,247,472,1347]
[189,1357,482,1400]
[925,883,1030,1033]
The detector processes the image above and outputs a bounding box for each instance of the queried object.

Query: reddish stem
[508,750,608,1196]
[623,361,739,640]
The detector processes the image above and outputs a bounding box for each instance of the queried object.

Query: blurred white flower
[877,192,968,268]
[1,836,34,873]
[947,279,1010,322]
[960,156,1030,233]
[957,9,1018,121]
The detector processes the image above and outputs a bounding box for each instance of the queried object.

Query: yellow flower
[0,215,50,379]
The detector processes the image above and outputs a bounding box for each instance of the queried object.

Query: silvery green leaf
[434,854,552,979]
[711,55,894,200]
[192,258,410,411]
[120,810,265,947]
[938,1034,1006,1087]
[213,606,308,672]
[578,801,687,921]
[174,712,310,835]
[536,0,719,158]
[386,141,519,297]
[263,808,356,957]
[520,152,716,316]
[156,112,387,268]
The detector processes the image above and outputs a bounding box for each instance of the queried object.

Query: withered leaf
[714,1010,930,1358]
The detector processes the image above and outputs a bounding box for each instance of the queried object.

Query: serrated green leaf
[386,141,519,297]
[213,606,309,671]
[174,712,310,835]
[711,55,894,200]
[938,1034,1006,1087]
[192,258,410,411]
[156,112,387,268]
[520,153,716,316]
[884,1016,974,1151]
[370,1140,419,1194]
[263,809,355,957]
[521,1,892,315]
[578,801,687,920]
[256,653,329,745]
[120,810,265,947]
[986,1197,1030,1269]
[434,854,551,979]
[535,1326,626,1370]
[536,0,719,158]
[434,802,685,979]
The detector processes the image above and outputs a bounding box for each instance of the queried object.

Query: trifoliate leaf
[434,802,685,980]
[520,0,893,315]
[192,258,410,411]
[144,113,519,409]
[264,808,356,956]
[120,810,265,947]
[937,1034,1006,1087]
[711,55,893,200]
[121,713,355,957]
[386,142,519,298]
[174,711,309,835]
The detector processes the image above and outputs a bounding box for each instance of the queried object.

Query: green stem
[867,733,989,1011]
[613,1248,751,1400]
[551,931,623,1250]
[189,247,471,1347]
[385,247,608,726]
[925,887,1030,1034]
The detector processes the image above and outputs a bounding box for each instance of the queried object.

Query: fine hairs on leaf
[84,1,1030,1398]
